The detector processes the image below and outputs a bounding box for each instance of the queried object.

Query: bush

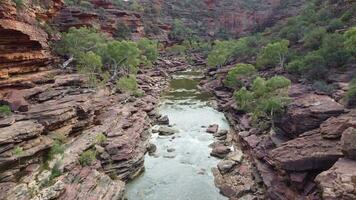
[319,33,350,68]
[79,150,96,166]
[167,44,186,56]
[12,0,24,7]
[286,58,303,74]
[256,40,289,69]
[115,22,131,40]
[346,78,356,107]
[224,63,256,89]
[137,38,158,67]
[312,81,335,94]
[327,18,345,32]
[0,105,11,116]
[299,51,327,80]
[344,27,356,56]
[77,51,103,87]
[303,27,326,50]
[116,75,138,92]
[207,40,235,67]
[234,75,291,125]
[95,133,107,145]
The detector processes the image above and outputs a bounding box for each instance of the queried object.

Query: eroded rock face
[315,158,356,200]
[55,0,145,39]
[0,0,63,80]
[341,127,356,160]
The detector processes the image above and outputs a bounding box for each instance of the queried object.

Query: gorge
[0,0,355,200]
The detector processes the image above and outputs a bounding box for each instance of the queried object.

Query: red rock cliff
[0,0,63,81]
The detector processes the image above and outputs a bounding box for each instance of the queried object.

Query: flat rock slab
[206,124,219,134]
[277,94,345,136]
[158,126,179,136]
[321,110,356,139]
[211,145,230,159]
[315,158,356,200]
[268,130,343,171]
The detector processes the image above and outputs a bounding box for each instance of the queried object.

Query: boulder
[211,145,231,159]
[321,111,356,139]
[157,115,169,125]
[218,160,236,174]
[158,126,178,136]
[268,130,343,171]
[341,127,356,160]
[315,158,356,200]
[206,124,219,133]
[277,94,344,137]
[227,150,244,163]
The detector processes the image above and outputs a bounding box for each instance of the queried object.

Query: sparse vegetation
[95,133,107,145]
[0,105,11,116]
[224,63,256,89]
[79,149,96,166]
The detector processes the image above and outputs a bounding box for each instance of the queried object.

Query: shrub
[79,149,96,166]
[12,0,24,7]
[303,27,326,50]
[319,33,350,68]
[137,38,158,67]
[286,58,303,74]
[116,75,138,93]
[115,22,131,40]
[77,51,103,87]
[312,81,334,94]
[207,40,235,67]
[95,133,107,145]
[0,105,11,116]
[299,51,327,80]
[346,78,356,107]
[344,27,356,56]
[327,18,345,32]
[224,63,256,89]
[167,44,186,56]
[234,76,291,125]
[256,40,289,69]
[169,19,193,41]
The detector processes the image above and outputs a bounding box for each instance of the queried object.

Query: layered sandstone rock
[0,0,63,80]
[55,0,145,39]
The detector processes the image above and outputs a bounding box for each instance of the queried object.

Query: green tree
[137,38,158,67]
[102,41,140,78]
[256,40,289,69]
[224,63,256,89]
[319,33,350,68]
[77,51,103,87]
[169,19,193,42]
[55,27,107,65]
[207,40,235,67]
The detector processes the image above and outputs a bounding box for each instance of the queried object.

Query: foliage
[256,40,289,69]
[115,22,131,40]
[312,81,335,95]
[95,133,107,145]
[298,51,327,80]
[224,63,256,89]
[234,76,291,124]
[137,38,158,67]
[77,51,103,87]
[0,105,11,116]
[207,40,234,67]
[49,161,62,180]
[344,27,356,56]
[116,75,138,93]
[79,149,96,166]
[346,78,356,105]
[167,44,187,56]
[303,27,326,50]
[12,0,24,7]
[319,33,350,68]
[55,27,106,59]
[102,40,140,75]
[12,146,24,157]
[169,19,193,42]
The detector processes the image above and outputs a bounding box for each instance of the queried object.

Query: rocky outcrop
[0,0,63,80]
[55,0,145,39]
[315,158,356,200]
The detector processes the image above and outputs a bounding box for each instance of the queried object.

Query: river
[126,69,229,200]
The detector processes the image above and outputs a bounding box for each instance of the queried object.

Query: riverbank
[200,64,355,199]
[0,57,188,199]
